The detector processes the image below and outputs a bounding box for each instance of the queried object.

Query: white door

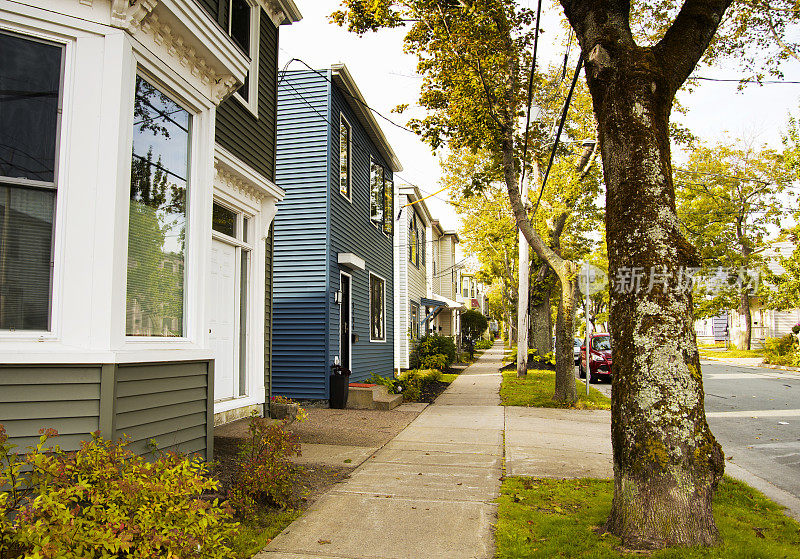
[208,238,238,401]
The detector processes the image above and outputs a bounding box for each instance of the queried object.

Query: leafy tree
[332,0,792,549]
[676,141,788,349]
[461,309,489,357]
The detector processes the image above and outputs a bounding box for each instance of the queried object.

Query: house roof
[430,220,444,236]
[260,0,302,24]
[442,229,460,243]
[399,185,433,225]
[331,64,403,173]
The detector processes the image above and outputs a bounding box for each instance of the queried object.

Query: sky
[278,1,800,240]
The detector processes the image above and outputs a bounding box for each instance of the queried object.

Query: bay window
[0,32,63,332]
[126,76,191,337]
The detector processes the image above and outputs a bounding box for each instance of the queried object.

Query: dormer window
[229,0,259,114]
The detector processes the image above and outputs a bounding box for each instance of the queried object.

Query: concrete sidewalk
[256,344,615,559]
[256,345,505,559]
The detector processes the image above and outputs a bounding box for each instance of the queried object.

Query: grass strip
[495,476,800,558]
[500,371,611,410]
[229,509,301,558]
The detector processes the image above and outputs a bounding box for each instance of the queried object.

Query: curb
[702,356,800,373]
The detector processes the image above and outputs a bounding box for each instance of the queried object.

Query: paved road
[702,360,800,502]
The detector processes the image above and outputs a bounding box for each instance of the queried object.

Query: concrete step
[347,383,403,410]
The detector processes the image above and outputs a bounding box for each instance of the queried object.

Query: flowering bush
[0,426,237,559]
[764,334,800,367]
[227,414,302,517]
[792,322,800,335]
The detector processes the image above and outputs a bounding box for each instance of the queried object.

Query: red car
[579,333,612,383]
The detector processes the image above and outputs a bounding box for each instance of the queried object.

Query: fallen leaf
[753,527,765,539]
[318,540,331,545]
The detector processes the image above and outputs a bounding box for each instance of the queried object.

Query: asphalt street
[574,360,800,511]
[702,360,800,502]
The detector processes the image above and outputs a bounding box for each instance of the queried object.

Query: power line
[688,76,800,85]
[518,0,543,197]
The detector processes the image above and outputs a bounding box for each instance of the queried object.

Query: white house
[0,0,298,457]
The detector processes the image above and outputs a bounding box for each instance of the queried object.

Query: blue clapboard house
[273,64,401,399]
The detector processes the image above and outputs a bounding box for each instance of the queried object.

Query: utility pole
[516,177,530,379]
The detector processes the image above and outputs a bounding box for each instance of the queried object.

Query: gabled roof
[399,185,433,225]
[331,63,402,173]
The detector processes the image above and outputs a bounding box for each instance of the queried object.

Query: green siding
[216,10,279,181]
[0,361,212,459]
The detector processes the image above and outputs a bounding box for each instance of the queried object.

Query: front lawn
[501,371,611,410]
[495,477,800,558]
[700,348,764,359]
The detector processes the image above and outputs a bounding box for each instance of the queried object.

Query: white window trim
[369,271,387,343]
[338,113,352,202]
[231,0,260,117]
[119,44,216,351]
[0,22,71,343]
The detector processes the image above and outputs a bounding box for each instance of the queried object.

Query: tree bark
[560,0,731,549]
[529,265,553,358]
[740,289,752,350]
[554,275,578,402]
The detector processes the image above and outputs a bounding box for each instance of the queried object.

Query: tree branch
[654,0,734,96]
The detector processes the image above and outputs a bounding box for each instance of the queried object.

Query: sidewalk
[256,345,505,559]
[255,344,615,558]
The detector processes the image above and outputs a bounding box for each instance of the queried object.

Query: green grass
[501,371,611,410]
[440,373,458,383]
[698,341,725,349]
[700,348,764,359]
[495,477,800,558]
[229,509,301,558]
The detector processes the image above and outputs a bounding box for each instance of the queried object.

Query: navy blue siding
[328,85,394,383]
[273,71,330,399]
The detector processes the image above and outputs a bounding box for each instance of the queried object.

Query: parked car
[579,333,612,383]
[573,337,582,365]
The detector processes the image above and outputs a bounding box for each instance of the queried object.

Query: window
[369,157,393,234]
[229,0,257,110]
[462,277,469,298]
[339,115,351,199]
[410,303,420,340]
[420,224,425,268]
[126,76,191,337]
[383,176,393,234]
[212,202,237,237]
[0,32,63,331]
[369,273,385,341]
[408,212,418,267]
[369,158,384,226]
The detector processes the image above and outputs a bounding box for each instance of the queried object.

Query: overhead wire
[517,0,543,205]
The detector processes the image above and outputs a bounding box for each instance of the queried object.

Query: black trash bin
[329,365,351,409]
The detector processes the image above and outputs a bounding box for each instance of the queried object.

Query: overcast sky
[279,1,800,237]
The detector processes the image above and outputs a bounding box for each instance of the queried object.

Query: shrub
[367,372,397,393]
[764,334,800,366]
[420,353,447,371]
[475,339,493,350]
[416,334,456,368]
[227,414,302,517]
[396,369,443,401]
[0,426,238,559]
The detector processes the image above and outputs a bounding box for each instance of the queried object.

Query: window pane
[339,118,350,197]
[230,0,251,54]
[0,185,54,330]
[127,76,190,337]
[370,160,383,225]
[408,213,415,265]
[0,33,62,183]
[383,176,393,234]
[370,275,385,341]
[212,202,237,237]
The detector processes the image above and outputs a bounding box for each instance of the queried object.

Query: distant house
[458,271,488,316]
[0,0,298,458]
[428,222,463,338]
[273,64,400,399]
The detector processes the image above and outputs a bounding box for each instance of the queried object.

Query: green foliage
[227,415,302,517]
[395,369,443,402]
[461,310,489,344]
[0,427,237,559]
[500,371,610,410]
[495,476,800,558]
[420,353,448,371]
[367,372,397,393]
[763,334,800,366]
[475,339,494,350]
[415,334,456,369]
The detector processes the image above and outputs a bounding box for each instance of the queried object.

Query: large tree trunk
[740,289,752,350]
[530,265,553,358]
[559,0,731,549]
[589,49,723,549]
[553,276,578,402]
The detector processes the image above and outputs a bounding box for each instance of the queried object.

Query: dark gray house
[0,0,299,459]
[273,64,401,399]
